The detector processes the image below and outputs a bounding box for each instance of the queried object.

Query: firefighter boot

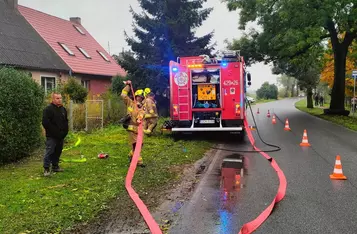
[144,129,152,135]
[138,156,146,168]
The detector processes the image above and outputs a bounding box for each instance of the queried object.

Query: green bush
[256,82,278,100]
[102,90,126,125]
[62,77,88,103]
[0,67,44,163]
[111,75,127,94]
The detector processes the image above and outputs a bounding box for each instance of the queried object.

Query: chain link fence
[65,93,126,132]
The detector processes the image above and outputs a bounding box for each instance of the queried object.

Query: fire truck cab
[167,50,252,139]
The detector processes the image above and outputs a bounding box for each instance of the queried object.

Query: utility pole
[108,41,111,55]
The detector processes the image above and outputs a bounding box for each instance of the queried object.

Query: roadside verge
[295,99,357,131]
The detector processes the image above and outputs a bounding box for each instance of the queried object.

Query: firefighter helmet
[135,89,144,97]
[144,88,151,97]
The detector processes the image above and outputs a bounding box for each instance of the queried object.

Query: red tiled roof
[19,5,126,77]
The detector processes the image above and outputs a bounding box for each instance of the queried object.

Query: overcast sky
[19,0,279,90]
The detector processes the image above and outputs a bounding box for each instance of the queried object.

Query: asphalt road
[169,98,357,234]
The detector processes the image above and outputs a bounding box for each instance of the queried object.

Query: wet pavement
[168,98,357,234]
[169,143,279,234]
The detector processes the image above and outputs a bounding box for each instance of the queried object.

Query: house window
[41,77,56,94]
[77,46,91,59]
[97,50,110,62]
[73,25,85,35]
[58,43,75,56]
[81,80,90,90]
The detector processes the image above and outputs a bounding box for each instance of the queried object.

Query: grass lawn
[295,99,357,131]
[0,119,212,233]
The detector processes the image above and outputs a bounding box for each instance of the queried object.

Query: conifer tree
[117,0,215,92]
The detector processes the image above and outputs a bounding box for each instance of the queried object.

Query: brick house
[0,0,70,93]
[18,2,126,95]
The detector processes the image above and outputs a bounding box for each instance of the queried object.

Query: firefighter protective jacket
[121,85,145,133]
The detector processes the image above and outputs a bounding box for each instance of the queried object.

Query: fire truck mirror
[247,73,252,82]
[248,81,252,86]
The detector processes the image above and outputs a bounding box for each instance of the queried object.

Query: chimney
[5,0,18,9]
[70,17,81,25]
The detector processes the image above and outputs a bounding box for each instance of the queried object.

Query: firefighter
[143,91,159,135]
[144,87,151,99]
[121,80,146,167]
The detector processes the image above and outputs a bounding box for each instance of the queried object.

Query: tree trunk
[291,82,295,97]
[325,41,350,115]
[284,86,289,97]
[307,86,313,108]
[295,80,298,96]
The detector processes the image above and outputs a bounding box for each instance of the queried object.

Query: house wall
[30,70,70,86]
[73,73,112,96]
[24,69,112,97]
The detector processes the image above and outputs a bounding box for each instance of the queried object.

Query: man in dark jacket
[42,92,69,176]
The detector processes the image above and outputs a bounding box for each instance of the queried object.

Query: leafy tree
[256,82,278,100]
[0,67,44,163]
[226,0,357,115]
[272,47,323,108]
[321,40,356,98]
[277,75,297,98]
[111,75,127,94]
[118,0,215,92]
[62,77,88,103]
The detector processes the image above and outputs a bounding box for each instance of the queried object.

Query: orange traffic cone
[284,119,291,131]
[330,155,347,180]
[299,129,311,146]
[267,110,271,118]
[272,115,276,124]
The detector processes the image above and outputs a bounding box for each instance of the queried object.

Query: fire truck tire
[172,132,182,142]
[234,130,245,142]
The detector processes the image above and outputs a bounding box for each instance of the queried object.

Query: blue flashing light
[222,62,228,68]
[172,67,178,72]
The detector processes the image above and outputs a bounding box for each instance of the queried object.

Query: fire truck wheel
[235,130,245,142]
[172,132,182,142]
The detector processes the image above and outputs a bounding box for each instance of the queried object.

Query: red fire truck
[166,50,251,139]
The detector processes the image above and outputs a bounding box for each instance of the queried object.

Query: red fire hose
[124,82,286,234]
[238,118,287,234]
[125,82,163,234]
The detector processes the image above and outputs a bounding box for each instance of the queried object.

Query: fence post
[101,100,104,130]
[108,99,111,121]
[69,100,73,131]
[85,101,88,132]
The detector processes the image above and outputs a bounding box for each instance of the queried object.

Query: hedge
[0,67,44,163]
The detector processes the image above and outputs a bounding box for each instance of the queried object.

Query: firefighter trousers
[128,142,144,165]
[143,117,158,134]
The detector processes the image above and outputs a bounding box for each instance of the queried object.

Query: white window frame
[41,76,56,94]
[81,80,90,90]
[58,42,75,56]
[97,50,110,62]
[77,46,91,59]
[73,25,85,35]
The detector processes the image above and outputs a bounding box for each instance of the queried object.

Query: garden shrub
[0,67,44,163]
[62,77,88,103]
[111,75,126,94]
